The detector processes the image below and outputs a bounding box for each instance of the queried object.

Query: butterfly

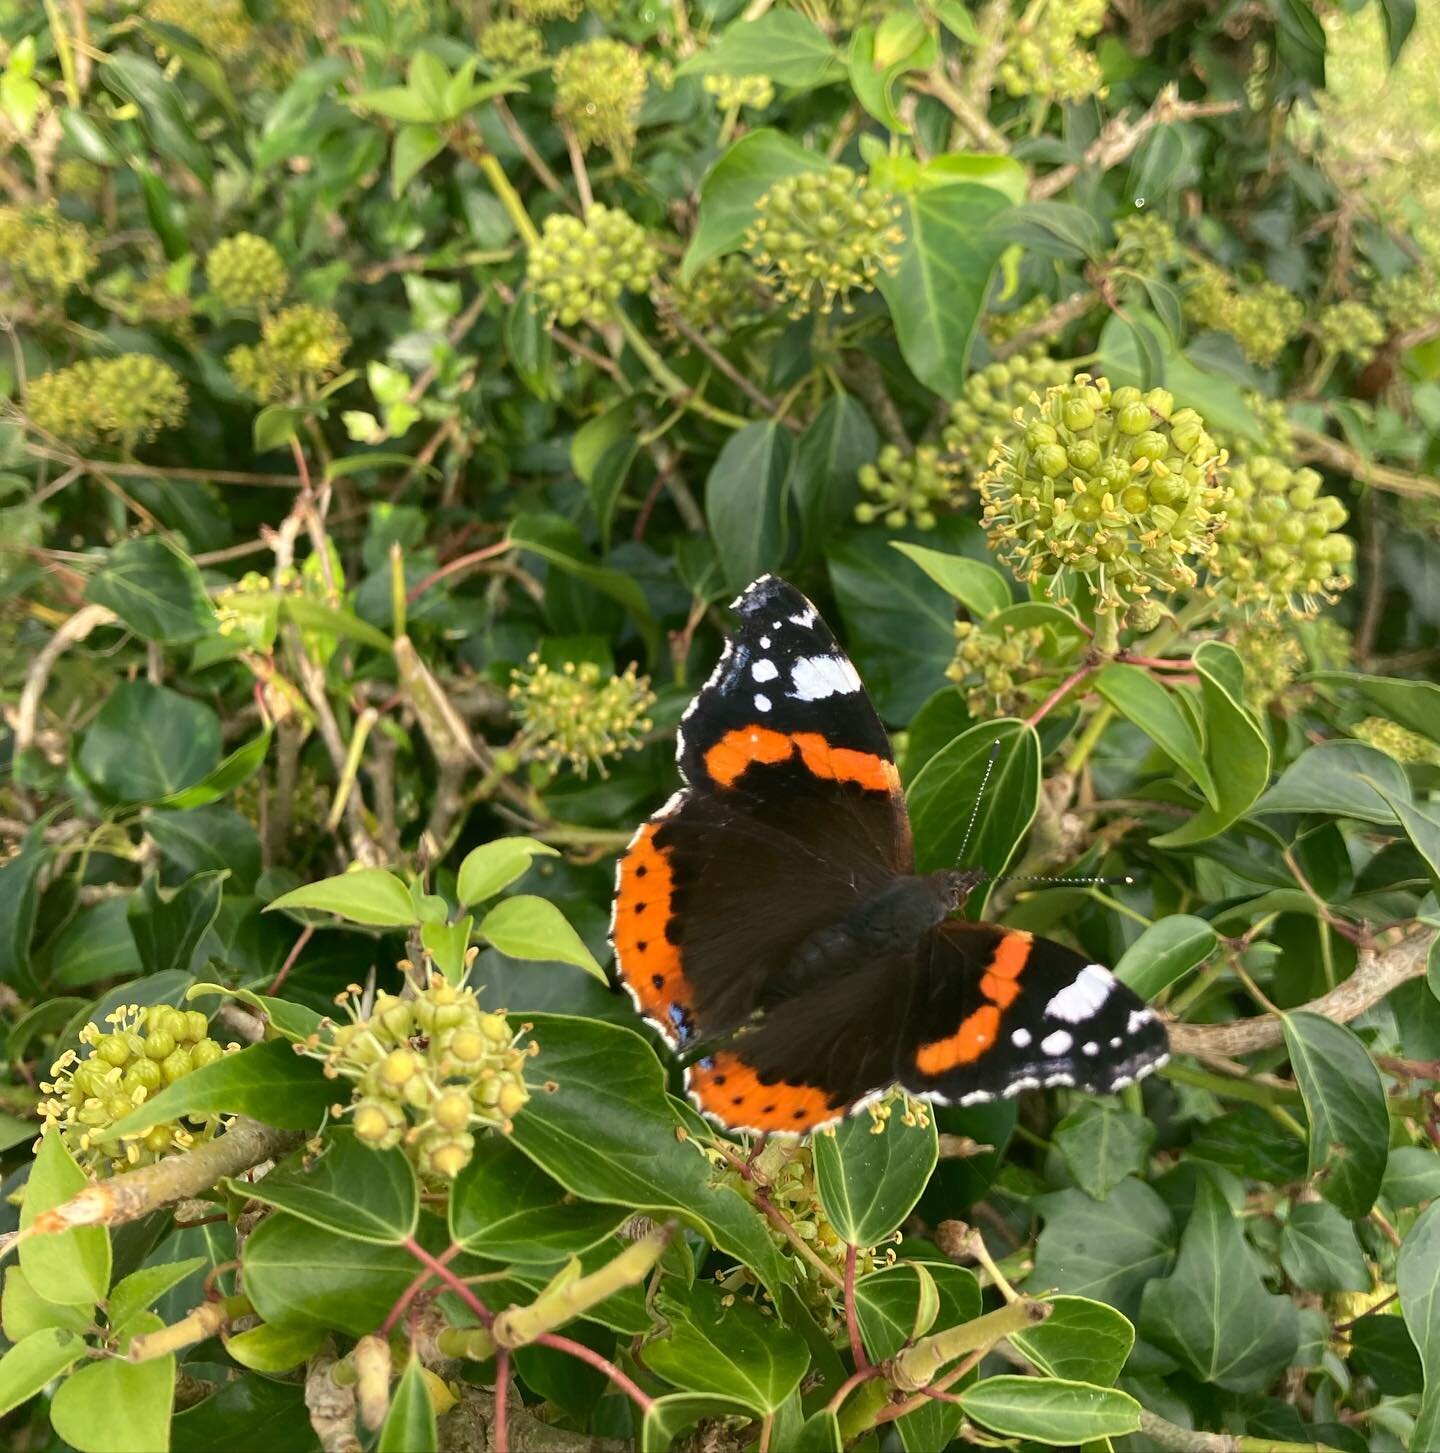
[610,575,1170,1135]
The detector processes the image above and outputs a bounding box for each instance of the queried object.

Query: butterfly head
[937,867,988,913]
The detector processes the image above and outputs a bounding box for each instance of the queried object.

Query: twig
[844,1244,869,1371]
[992,290,1100,360]
[494,1350,511,1453]
[655,295,791,422]
[1024,664,1096,728]
[835,353,910,448]
[493,98,572,203]
[267,924,315,998]
[1293,425,1440,501]
[560,122,594,213]
[25,447,304,487]
[1168,927,1434,1059]
[23,1119,302,1236]
[912,68,1008,153]
[536,1332,655,1412]
[14,602,117,762]
[408,540,514,604]
[1030,86,1243,201]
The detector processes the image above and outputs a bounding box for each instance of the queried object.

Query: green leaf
[1113,914,1217,999]
[105,1039,335,1140]
[78,682,222,804]
[1379,0,1417,63]
[1139,1174,1299,1391]
[646,1282,808,1413]
[876,183,1012,398]
[151,730,272,811]
[266,868,419,928]
[281,597,395,655]
[0,1328,87,1418]
[705,421,794,596]
[242,1213,425,1335]
[1053,1102,1156,1201]
[1305,669,1440,742]
[675,12,843,89]
[1400,1200,1440,1449]
[108,1259,206,1335]
[1253,741,1410,825]
[450,1139,628,1263]
[379,1355,437,1453]
[2,1268,92,1343]
[103,52,210,180]
[85,536,212,643]
[1009,1296,1135,1387]
[228,1132,418,1245]
[391,122,445,195]
[907,719,1041,901]
[128,869,225,978]
[507,1015,791,1299]
[50,1313,174,1453]
[225,1320,325,1374]
[791,1410,843,1451]
[792,391,876,551]
[1093,664,1218,808]
[957,1376,1141,1445]
[20,1132,111,1308]
[1283,1011,1389,1219]
[813,1101,937,1245]
[1033,1179,1174,1320]
[459,836,560,900]
[420,916,472,985]
[995,201,1106,261]
[684,129,827,280]
[890,540,1011,619]
[253,404,304,453]
[1152,643,1269,848]
[1374,785,1440,892]
[0,826,46,995]
[1382,1146,1440,1207]
[1280,1199,1370,1292]
[640,1393,757,1453]
[507,513,659,662]
[479,895,606,983]
[187,983,325,1044]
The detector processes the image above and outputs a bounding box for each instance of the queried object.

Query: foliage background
[2,0,1440,1450]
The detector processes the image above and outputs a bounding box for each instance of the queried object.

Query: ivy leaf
[0,1329,87,1419]
[78,682,222,804]
[1009,1296,1135,1387]
[1053,1102,1156,1202]
[1253,741,1410,825]
[1093,664,1218,808]
[85,536,212,643]
[792,391,876,552]
[378,1356,438,1453]
[1280,1200,1370,1292]
[1140,1174,1299,1390]
[1305,669,1440,742]
[50,1314,175,1453]
[890,540,1011,619]
[705,421,794,596]
[639,1393,757,1453]
[1400,1201,1440,1449]
[266,868,418,928]
[1282,1011,1389,1219]
[813,1102,938,1245]
[478,895,606,983]
[1113,914,1216,999]
[645,1282,808,1413]
[675,12,843,90]
[227,1132,419,1246]
[876,183,1012,398]
[20,1133,111,1308]
[957,1376,1141,1445]
[128,869,225,978]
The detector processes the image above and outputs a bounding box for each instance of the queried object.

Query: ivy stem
[1024,663,1096,728]
[475,151,540,247]
[494,1349,511,1453]
[535,1331,655,1412]
[613,308,750,430]
[403,1238,493,1326]
[1063,702,1115,775]
[844,1243,869,1370]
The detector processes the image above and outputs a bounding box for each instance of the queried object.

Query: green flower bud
[353,1099,407,1150]
[192,1039,225,1069]
[227,304,349,403]
[553,37,648,161]
[206,233,289,311]
[1315,300,1387,367]
[1112,213,1178,272]
[509,655,655,777]
[0,201,97,297]
[702,72,774,111]
[478,17,544,71]
[996,0,1106,101]
[25,354,189,451]
[525,204,660,327]
[1351,716,1440,766]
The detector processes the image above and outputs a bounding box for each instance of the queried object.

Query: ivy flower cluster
[1351,716,1440,766]
[948,619,1058,719]
[978,373,1229,615]
[702,72,775,111]
[1315,300,1387,367]
[509,656,655,777]
[744,166,903,317]
[997,0,1107,102]
[25,355,189,451]
[40,1006,231,1174]
[526,204,660,327]
[479,17,544,69]
[319,976,534,1180]
[943,348,1073,497]
[553,37,648,160]
[227,303,350,402]
[0,201,97,299]
[1183,262,1305,367]
[1113,214,1179,273]
[206,232,290,312]
[855,444,958,531]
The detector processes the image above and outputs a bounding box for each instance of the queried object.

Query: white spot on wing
[751,658,779,683]
[755,693,772,712]
[790,654,862,701]
[1011,1027,1032,1048]
[1040,1029,1073,1057]
[789,607,818,629]
[1003,1076,1040,1097]
[1044,964,1115,1023]
[959,1089,995,1107]
[1110,1036,1122,1049]
[760,636,771,648]
[1082,1041,1099,1056]
[1127,1008,1155,1034]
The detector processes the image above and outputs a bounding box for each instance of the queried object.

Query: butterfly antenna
[955,740,1001,866]
[991,874,1137,887]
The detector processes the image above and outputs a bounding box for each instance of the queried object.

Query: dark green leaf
[1305,670,1440,742]
[1053,1102,1156,1201]
[1350,1315,1423,1395]
[1400,1200,1440,1449]
[102,53,211,180]
[0,825,46,994]
[891,540,1011,618]
[151,731,272,812]
[639,1393,756,1453]
[877,184,1012,397]
[1254,741,1410,825]
[995,201,1106,260]
[78,682,222,804]
[1010,1296,1135,1386]
[1113,914,1216,999]
[705,421,794,596]
[958,1376,1141,1445]
[676,13,843,90]
[1380,0,1418,63]
[85,536,212,643]
[1093,664,1217,808]
[1283,1011,1389,1219]
[1382,1146,1440,1207]
[1280,1199,1370,1292]
[813,1100,938,1244]
[127,869,226,977]
[1140,1175,1299,1391]
[792,392,876,550]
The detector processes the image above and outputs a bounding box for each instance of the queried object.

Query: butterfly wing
[898,921,1171,1104]
[611,575,911,1052]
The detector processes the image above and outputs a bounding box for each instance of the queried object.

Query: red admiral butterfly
[611,575,1170,1134]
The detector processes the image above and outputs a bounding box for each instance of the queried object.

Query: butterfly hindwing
[900,922,1170,1105]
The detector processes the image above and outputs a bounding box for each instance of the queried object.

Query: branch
[992,289,1100,360]
[14,602,116,763]
[1168,928,1433,1060]
[912,68,1008,153]
[22,1119,302,1237]
[1293,425,1440,501]
[1030,86,1243,201]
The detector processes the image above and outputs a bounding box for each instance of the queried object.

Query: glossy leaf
[890,540,1011,619]
[1053,1102,1156,1202]
[813,1101,938,1245]
[1113,914,1216,999]
[1279,1199,1370,1292]
[1093,664,1217,808]
[78,682,222,804]
[1400,1200,1440,1450]
[639,1392,756,1453]
[1253,741,1410,824]
[85,536,212,643]
[19,1132,111,1308]
[479,895,607,982]
[378,1356,438,1453]
[224,1320,325,1374]
[50,1313,174,1453]
[705,421,794,596]
[128,869,225,978]
[266,868,418,928]
[958,1376,1141,1445]
[1010,1296,1135,1387]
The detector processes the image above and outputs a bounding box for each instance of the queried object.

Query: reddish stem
[826,1362,885,1415]
[844,1244,869,1371]
[494,1348,511,1453]
[1119,654,1195,670]
[266,922,314,997]
[406,540,513,604]
[758,1411,773,1453]
[380,1263,439,1340]
[403,1238,493,1326]
[1024,664,1096,729]
[290,435,313,495]
[535,1332,655,1413]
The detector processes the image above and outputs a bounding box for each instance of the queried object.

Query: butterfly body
[610,574,1169,1135]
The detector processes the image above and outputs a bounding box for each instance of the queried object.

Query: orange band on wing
[612,824,693,1045]
[688,1051,842,1133]
[703,727,899,794]
[916,932,1032,1075]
